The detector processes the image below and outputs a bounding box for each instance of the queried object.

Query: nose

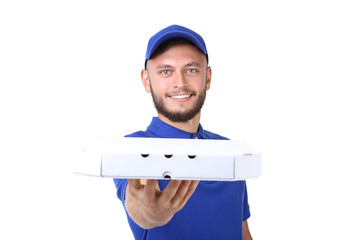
[172,71,187,88]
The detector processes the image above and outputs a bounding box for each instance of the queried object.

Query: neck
[158,113,201,133]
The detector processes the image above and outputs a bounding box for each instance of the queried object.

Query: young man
[113,25,253,240]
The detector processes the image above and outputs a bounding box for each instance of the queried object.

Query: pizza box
[74,137,261,181]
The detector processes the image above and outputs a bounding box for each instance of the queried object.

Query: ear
[141,69,151,93]
[205,66,212,90]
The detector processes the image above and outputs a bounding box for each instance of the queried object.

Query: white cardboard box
[74,137,261,181]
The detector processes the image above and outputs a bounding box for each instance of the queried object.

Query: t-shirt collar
[147,117,204,139]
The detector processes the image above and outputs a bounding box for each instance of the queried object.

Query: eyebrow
[156,62,201,69]
[185,62,201,68]
[156,64,173,69]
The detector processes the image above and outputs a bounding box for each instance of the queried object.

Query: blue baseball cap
[144,24,208,68]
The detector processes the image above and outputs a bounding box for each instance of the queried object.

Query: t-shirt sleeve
[113,178,128,206]
[243,181,251,221]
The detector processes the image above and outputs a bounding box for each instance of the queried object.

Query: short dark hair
[145,38,208,69]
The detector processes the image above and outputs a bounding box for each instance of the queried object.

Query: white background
[1,0,359,239]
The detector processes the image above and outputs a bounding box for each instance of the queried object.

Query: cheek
[150,81,169,95]
[194,79,207,91]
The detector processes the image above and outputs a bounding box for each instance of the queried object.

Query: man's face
[142,44,211,123]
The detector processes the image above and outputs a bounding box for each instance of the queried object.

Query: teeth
[171,95,191,99]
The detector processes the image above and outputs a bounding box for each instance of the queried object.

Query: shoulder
[202,130,229,140]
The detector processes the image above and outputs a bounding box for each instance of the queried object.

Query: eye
[161,70,171,75]
[187,69,197,73]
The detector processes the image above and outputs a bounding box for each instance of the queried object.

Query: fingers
[128,178,200,211]
[162,180,183,200]
[162,180,200,206]
[174,180,199,205]
[169,180,191,203]
[127,179,142,191]
[144,179,159,198]
[182,180,199,202]
[126,179,144,201]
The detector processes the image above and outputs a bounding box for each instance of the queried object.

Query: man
[113,25,253,240]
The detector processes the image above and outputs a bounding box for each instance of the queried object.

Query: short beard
[150,83,207,123]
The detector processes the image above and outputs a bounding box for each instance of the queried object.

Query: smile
[170,95,192,99]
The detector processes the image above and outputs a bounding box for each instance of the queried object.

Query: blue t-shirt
[113,117,250,240]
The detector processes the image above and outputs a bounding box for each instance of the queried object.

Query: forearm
[242,220,253,240]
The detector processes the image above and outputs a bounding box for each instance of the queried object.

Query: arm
[125,179,199,229]
[242,220,253,240]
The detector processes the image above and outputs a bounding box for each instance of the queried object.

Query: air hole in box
[162,171,172,179]
[141,154,150,158]
[164,154,173,158]
[188,155,196,159]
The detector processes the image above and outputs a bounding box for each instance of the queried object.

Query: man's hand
[125,179,199,229]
